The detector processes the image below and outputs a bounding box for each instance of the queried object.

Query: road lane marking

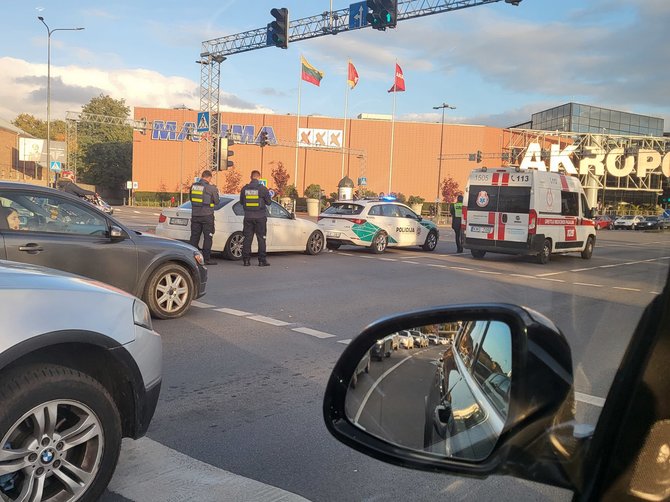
[292,327,336,339]
[613,286,641,292]
[338,253,354,256]
[133,210,141,214]
[354,355,413,424]
[450,266,473,271]
[570,267,598,272]
[510,274,535,279]
[192,301,216,308]
[575,392,606,407]
[247,315,290,326]
[537,271,565,277]
[573,282,603,287]
[599,264,618,268]
[479,270,502,275]
[538,278,565,283]
[379,257,397,261]
[215,307,252,316]
[403,261,420,264]
[108,438,309,502]
[337,339,352,345]
[427,264,447,268]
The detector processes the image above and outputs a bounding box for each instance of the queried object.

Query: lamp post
[433,103,456,220]
[38,16,84,187]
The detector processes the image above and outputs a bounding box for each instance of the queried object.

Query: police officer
[189,170,219,265]
[450,194,464,253]
[240,170,272,266]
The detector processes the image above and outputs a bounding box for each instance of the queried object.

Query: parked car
[399,330,414,349]
[411,330,429,348]
[635,215,662,230]
[317,199,439,254]
[613,214,645,230]
[156,196,325,259]
[0,182,207,319]
[371,336,394,361]
[594,215,614,230]
[351,350,370,389]
[427,334,441,345]
[0,260,162,501]
[324,284,670,501]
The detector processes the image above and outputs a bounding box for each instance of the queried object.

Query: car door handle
[18,244,44,253]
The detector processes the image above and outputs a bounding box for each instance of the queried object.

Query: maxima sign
[520,142,670,178]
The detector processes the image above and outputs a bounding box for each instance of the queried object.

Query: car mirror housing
[110,225,126,240]
[323,304,582,490]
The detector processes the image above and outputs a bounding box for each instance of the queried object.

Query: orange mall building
[132,107,509,200]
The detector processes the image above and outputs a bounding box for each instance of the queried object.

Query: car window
[268,202,291,219]
[561,191,579,216]
[457,321,488,370]
[232,201,245,216]
[368,205,382,216]
[322,203,364,215]
[467,185,498,211]
[381,204,400,217]
[472,321,512,418]
[497,187,531,214]
[396,205,418,219]
[0,191,107,235]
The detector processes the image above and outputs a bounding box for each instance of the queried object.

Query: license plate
[170,217,189,226]
[327,231,340,238]
[470,225,492,233]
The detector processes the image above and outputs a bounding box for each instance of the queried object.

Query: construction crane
[197,0,522,172]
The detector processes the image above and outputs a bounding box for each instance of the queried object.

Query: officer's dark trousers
[452,222,463,253]
[190,214,215,260]
[242,218,267,261]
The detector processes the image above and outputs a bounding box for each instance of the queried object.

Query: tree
[221,168,242,194]
[441,176,462,203]
[12,114,67,140]
[75,94,132,190]
[271,161,290,196]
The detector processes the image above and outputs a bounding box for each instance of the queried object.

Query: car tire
[326,242,341,250]
[370,232,388,254]
[422,230,438,252]
[581,236,595,259]
[305,231,325,255]
[471,249,486,259]
[537,239,551,264]
[144,262,194,319]
[224,232,244,261]
[0,364,122,502]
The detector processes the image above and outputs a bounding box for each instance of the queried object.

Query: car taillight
[347,218,367,225]
[158,213,166,223]
[461,206,468,230]
[528,209,537,234]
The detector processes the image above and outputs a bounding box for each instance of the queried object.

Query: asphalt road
[102,206,670,502]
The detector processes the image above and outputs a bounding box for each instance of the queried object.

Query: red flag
[388,63,405,93]
[347,61,359,89]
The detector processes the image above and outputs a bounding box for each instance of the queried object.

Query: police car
[317,198,439,253]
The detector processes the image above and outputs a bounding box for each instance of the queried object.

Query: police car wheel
[471,249,486,259]
[581,236,594,259]
[537,239,551,264]
[370,232,388,254]
[144,263,194,319]
[224,232,244,260]
[306,231,324,255]
[422,230,438,251]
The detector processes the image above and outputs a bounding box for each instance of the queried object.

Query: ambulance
[462,167,596,264]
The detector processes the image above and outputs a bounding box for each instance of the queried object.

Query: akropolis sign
[519,142,670,178]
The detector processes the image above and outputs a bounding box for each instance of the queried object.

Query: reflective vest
[454,202,463,218]
[243,188,261,208]
[190,182,214,208]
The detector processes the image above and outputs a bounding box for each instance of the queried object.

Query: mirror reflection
[345,319,512,461]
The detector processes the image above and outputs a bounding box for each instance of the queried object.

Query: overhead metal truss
[198,0,513,173]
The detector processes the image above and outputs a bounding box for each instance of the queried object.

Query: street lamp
[433,103,456,219]
[38,16,84,187]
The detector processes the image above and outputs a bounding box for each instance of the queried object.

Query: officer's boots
[258,259,270,267]
[243,258,251,266]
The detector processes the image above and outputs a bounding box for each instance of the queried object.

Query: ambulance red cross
[463,167,596,264]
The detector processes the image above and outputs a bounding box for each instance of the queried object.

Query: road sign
[358,176,367,186]
[349,1,368,29]
[132,181,139,189]
[269,189,276,197]
[50,161,62,173]
[259,178,268,187]
[197,112,210,133]
[126,181,133,189]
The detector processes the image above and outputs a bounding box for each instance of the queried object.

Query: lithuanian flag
[301,56,324,87]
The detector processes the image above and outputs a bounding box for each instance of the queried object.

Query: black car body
[635,216,662,230]
[0,182,207,319]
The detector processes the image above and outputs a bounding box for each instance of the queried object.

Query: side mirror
[110,225,126,240]
[290,212,296,220]
[324,304,581,490]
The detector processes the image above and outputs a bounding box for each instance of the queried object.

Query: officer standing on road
[450,194,464,253]
[189,170,219,265]
[240,170,272,267]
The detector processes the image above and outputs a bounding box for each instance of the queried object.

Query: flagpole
[294,57,302,192]
[341,60,350,179]
[389,74,397,194]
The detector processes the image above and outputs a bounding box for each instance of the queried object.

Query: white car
[399,330,414,349]
[613,215,644,230]
[0,260,162,501]
[156,195,325,259]
[317,199,439,253]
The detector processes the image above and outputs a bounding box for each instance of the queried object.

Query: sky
[0,0,668,131]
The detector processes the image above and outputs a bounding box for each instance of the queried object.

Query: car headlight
[194,251,205,266]
[133,299,153,330]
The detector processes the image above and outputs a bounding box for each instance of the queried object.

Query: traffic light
[476,150,482,163]
[267,8,289,49]
[259,130,269,148]
[218,137,234,170]
[367,0,398,31]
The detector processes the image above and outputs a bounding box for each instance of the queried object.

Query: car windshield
[322,203,364,215]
